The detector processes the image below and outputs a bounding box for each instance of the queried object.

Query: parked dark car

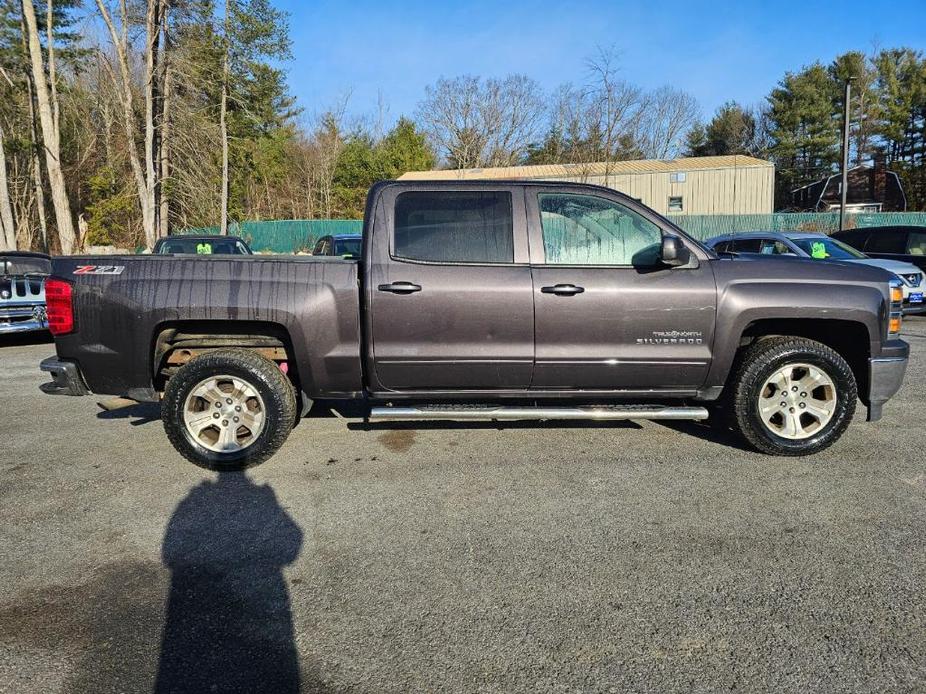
[1,251,51,335]
[40,181,908,467]
[153,235,252,255]
[312,234,361,258]
[831,226,926,272]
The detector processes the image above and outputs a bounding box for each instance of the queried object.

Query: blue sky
[279,0,926,127]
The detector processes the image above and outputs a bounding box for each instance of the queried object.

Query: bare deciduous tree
[417,74,544,169]
[636,86,700,159]
[95,0,168,250]
[21,0,76,253]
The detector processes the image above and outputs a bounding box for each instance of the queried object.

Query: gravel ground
[1,322,924,693]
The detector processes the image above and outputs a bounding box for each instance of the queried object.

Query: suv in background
[312,234,362,258]
[153,235,252,255]
[706,231,925,314]
[1,251,51,335]
[831,226,926,273]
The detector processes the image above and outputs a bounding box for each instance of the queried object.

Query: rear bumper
[39,357,91,396]
[866,340,909,421]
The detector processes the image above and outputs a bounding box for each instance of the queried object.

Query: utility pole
[839,77,855,231]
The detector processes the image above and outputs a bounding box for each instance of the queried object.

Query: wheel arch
[733,318,871,401]
[151,320,312,414]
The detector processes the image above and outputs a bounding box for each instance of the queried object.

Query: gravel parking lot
[1,322,925,693]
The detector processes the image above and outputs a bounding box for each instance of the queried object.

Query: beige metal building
[399,155,775,216]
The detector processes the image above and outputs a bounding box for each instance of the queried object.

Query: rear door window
[730,238,765,253]
[394,191,514,263]
[866,230,906,254]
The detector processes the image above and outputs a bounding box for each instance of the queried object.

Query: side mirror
[660,235,689,267]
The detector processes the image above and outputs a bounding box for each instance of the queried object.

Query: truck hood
[710,254,896,288]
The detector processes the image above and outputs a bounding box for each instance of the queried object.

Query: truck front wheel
[162,349,297,469]
[729,337,857,456]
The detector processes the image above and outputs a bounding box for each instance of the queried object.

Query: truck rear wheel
[162,349,296,469]
[729,337,857,456]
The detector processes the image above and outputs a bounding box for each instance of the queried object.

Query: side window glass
[313,238,325,255]
[731,239,763,253]
[866,230,905,254]
[905,232,926,256]
[538,194,662,266]
[394,191,514,263]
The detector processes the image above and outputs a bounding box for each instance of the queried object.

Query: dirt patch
[377,430,416,453]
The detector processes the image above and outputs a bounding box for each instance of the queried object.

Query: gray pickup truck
[40,181,909,467]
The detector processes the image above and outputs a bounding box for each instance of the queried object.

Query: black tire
[728,337,857,456]
[162,349,297,469]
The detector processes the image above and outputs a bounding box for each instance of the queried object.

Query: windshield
[789,237,867,261]
[0,255,51,275]
[333,238,361,257]
[157,238,248,255]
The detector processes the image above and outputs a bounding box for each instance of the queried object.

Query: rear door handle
[378,281,422,294]
[541,284,585,296]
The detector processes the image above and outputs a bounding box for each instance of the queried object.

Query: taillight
[45,278,74,335]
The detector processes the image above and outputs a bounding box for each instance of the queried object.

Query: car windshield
[333,238,361,257]
[789,237,866,260]
[0,255,51,275]
[157,239,246,255]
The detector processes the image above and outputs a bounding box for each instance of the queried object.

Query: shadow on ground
[96,401,161,426]
[0,472,315,693]
[154,472,305,693]
[0,332,53,348]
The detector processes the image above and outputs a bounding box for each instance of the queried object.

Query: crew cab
[39,181,910,468]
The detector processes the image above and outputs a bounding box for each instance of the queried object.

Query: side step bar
[369,405,709,422]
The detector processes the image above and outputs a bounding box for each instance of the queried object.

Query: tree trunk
[159,61,172,238]
[0,127,16,251]
[95,0,155,249]
[25,73,49,252]
[21,0,76,254]
[143,0,162,248]
[219,0,231,234]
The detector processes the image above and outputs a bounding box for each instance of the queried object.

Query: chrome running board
[369,405,709,422]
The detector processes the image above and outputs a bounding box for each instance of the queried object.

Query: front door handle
[541,284,585,296]
[378,281,422,294]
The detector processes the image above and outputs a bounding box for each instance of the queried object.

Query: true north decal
[73,265,125,275]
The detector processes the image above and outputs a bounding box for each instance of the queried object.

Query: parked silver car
[0,251,51,334]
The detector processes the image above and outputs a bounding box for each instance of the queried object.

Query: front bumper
[0,305,48,334]
[866,340,909,421]
[39,357,91,396]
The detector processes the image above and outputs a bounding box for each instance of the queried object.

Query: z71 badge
[73,265,125,275]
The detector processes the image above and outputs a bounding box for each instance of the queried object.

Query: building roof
[398,155,772,181]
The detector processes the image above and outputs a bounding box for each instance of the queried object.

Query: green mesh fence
[176,220,363,253]
[178,213,926,253]
[668,212,926,241]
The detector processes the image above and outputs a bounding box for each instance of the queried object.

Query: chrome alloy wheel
[182,375,266,453]
[757,362,837,440]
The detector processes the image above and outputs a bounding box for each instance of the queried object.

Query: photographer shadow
[155,471,304,693]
